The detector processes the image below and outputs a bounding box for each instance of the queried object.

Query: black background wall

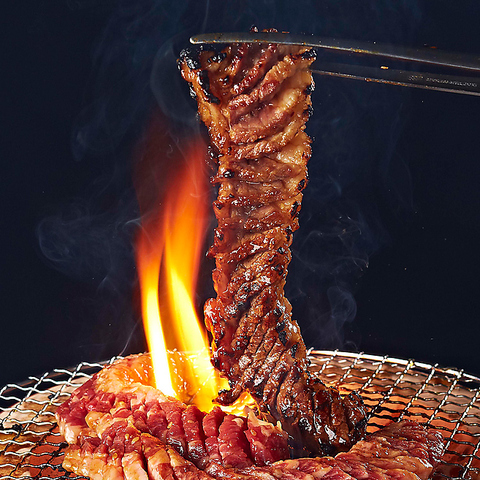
[2,0,480,388]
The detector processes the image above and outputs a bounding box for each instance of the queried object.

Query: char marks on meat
[57,354,444,480]
[179,30,366,455]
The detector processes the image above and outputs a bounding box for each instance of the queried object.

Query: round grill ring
[0,350,479,479]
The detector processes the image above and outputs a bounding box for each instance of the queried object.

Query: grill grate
[1,351,479,479]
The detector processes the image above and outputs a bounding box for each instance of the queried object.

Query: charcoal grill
[1,351,479,479]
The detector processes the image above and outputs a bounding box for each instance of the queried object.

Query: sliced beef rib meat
[179,31,366,455]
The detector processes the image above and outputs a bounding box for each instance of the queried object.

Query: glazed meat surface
[179,33,366,455]
[56,354,444,480]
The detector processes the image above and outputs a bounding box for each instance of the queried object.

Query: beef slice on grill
[56,354,291,477]
[57,355,444,480]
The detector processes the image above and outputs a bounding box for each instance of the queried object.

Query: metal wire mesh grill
[0,351,479,480]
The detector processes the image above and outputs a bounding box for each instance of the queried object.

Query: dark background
[2,1,480,388]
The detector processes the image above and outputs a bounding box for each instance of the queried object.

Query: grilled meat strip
[57,355,444,480]
[179,34,366,455]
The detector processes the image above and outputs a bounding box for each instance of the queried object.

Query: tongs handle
[314,63,480,97]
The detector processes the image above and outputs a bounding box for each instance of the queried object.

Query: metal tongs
[191,32,480,97]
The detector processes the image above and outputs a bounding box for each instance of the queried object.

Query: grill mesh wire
[0,351,479,479]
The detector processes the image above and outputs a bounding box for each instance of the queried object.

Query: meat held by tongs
[179,30,367,456]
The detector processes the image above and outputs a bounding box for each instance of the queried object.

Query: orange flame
[135,114,226,411]
[135,111,254,414]
[136,216,174,396]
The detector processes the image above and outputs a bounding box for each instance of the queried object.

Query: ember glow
[135,125,227,411]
